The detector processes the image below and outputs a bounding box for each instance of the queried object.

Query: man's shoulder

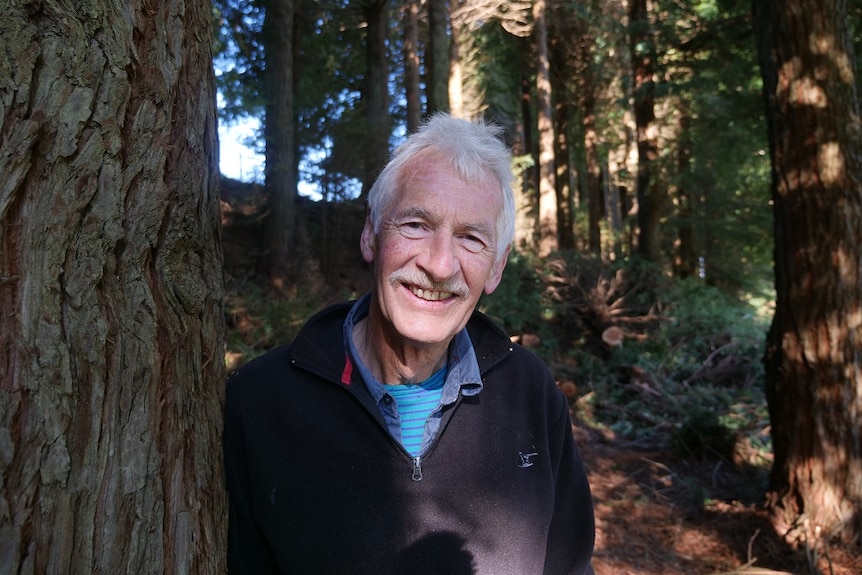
[465,310,549,375]
[228,300,354,383]
[300,300,355,335]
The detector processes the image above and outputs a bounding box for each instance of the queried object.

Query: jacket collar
[289,298,513,386]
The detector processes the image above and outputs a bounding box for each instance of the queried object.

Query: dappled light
[220,192,861,573]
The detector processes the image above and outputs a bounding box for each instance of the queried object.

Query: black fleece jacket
[224,301,595,574]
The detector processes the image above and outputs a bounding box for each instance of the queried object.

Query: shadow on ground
[579,434,861,575]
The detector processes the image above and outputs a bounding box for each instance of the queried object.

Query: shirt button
[382,394,393,406]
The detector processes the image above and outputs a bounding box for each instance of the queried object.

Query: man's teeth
[411,287,452,301]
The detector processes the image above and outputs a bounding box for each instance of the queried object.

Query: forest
[1,0,861,573]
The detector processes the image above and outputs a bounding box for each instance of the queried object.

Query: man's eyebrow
[461,221,494,239]
[394,206,435,221]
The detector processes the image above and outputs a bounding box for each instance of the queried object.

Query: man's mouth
[409,286,453,301]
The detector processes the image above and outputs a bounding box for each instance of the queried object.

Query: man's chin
[399,330,457,348]
[392,318,462,348]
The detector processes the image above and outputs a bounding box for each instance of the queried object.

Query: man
[224,114,595,574]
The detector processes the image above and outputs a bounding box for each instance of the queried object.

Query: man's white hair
[367,113,515,262]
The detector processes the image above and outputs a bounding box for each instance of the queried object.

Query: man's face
[361,154,509,348]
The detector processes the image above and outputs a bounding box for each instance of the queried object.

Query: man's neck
[353,315,450,385]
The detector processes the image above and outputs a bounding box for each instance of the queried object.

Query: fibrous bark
[0,1,226,572]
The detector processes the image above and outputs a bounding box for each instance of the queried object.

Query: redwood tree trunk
[754,0,862,547]
[0,1,226,573]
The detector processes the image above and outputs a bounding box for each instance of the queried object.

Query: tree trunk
[0,1,226,573]
[517,73,539,251]
[674,103,696,278]
[583,70,603,255]
[427,0,450,114]
[449,11,464,119]
[260,0,297,284]
[604,164,624,258]
[554,99,575,251]
[629,0,660,261]
[533,0,557,256]
[754,0,862,547]
[362,0,391,195]
[403,0,422,133]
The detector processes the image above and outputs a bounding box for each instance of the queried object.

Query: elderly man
[224,114,595,574]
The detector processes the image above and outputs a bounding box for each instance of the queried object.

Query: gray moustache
[389,271,469,298]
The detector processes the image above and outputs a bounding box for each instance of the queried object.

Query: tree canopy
[214,0,774,293]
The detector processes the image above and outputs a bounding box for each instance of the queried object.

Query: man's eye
[399,222,429,238]
[459,235,487,253]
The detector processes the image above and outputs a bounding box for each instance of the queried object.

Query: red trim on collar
[340,354,353,386]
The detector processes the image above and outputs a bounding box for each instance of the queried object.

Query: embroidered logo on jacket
[518,451,538,468]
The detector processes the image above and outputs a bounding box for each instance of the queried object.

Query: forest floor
[220,186,861,575]
[578,433,861,575]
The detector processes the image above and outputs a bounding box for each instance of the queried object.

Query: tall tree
[427,0,451,113]
[673,102,696,278]
[361,0,391,195]
[754,0,862,546]
[553,97,576,251]
[629,0,660,260]
[0,1,225,573]
[403,0,422,132]
[259,0,298,283]
[533,0,558,255]
[582,47,603,255]
[548,5,583,252]
[449,2,465,118]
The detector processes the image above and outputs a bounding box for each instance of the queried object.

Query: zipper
[408,391,471,481]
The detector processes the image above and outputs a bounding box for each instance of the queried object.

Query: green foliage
[213,0,265,122]
[225,281,327,367]
[459,21,526,126]
[479,251,550,338]
[553,260,772,471]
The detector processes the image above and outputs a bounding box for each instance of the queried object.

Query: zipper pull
[412,456,423,481]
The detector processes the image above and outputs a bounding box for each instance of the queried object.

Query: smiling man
[224,114,595,575]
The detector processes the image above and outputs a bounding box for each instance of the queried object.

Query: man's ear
[484,245,511,295]
[360,218,376,264]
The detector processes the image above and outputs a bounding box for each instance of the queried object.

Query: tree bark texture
[260,0,297,283]
[754,0,862,546]
[0,1,226,572]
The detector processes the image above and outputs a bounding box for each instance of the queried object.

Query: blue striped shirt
[383,368,446,456]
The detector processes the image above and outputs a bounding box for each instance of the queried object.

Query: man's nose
[417,232,459,281]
